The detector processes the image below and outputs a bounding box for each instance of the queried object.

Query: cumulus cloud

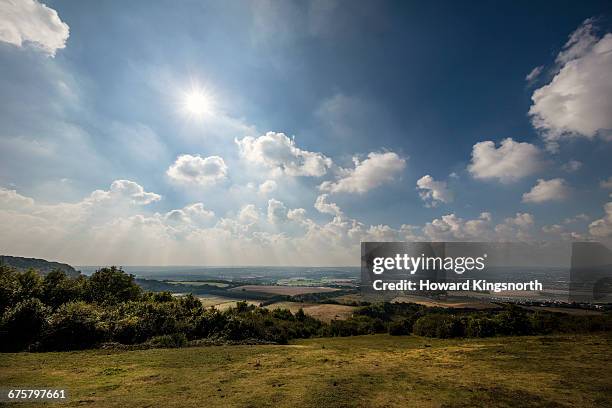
[258,179,277,195]
[495,213,535,241]
[164,203,214,225]
[238,204,259,225]
[314,194,342,216]
[522,178,570,203]
[529,19,612,149]
[468,138,542,183]
[166,154,228,186]
[267,198,288,224]
[98,179,161,205]
[564,214,590,224]
[0,187,35,209]
[423,212,492,241]
[562,160,582,173]
[589,202,612,237]
[0,0,69,56]
[236,132,332,177]
[416,175,453,207]
[600,176,612,189]
[319,151,406,194]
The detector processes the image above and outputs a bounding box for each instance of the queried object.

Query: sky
[0,0,611,266]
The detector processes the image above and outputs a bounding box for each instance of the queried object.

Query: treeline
[1,266,610,352]
[345,302,611,338]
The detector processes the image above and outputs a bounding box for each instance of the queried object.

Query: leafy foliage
[0,265,609,351]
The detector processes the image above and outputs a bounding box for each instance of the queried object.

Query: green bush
[148,332,188,348]
[413,314,465,338]
[465,316,499,337]
[0,298,49,351]
[42,301,106,351]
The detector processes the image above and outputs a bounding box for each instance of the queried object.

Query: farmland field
[1,333,610,407]
[197,295,261,309]
[265,301,356,322]
[229,285,340,296]
[168,281,230,288]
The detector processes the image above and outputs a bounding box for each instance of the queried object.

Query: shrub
[465,316,499,338]
[0,298,49,351]
[413,314,465,338]
[148,333,188,348]
[388,318,413,336]
[42,301,106,351]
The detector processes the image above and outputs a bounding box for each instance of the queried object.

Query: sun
[183,88,213,118]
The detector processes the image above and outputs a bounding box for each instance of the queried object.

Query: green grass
[0,333,610,407]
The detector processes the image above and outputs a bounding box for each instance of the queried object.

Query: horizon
[1,0,611,266]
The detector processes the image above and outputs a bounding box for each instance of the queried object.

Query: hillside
[0,255,79,277]
[1,333,610,407]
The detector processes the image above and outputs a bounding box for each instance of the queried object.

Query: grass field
[265,301,356,322]
[197,295,261,310]
[1,333,610,407]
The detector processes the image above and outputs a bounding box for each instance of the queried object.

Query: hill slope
[0,255,79,277]
[1,333,610,407]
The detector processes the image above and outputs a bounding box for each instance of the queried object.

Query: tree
[42,269,85,308]
[85,267,141,304]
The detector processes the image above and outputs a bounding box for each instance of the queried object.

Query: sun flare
[183,88,213,118]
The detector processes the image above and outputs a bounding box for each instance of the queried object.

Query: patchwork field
[1,333,610,407]
[168,281,230,288]
[265,302,356,322]
[197,295,261,309]
[229,285,340,296]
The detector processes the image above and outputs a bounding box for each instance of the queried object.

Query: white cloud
[542,224,564,234]
[166,154,228,186]
[236,132,332,177]
[258,179,277,195]
[238,204,259,225]
[600,176,612,189]
[0,0,69,57]
[314,194,342,216]
[564,214,590,224]
[0,188,35,209]
[468,138,542,183]
[267,198,288,224]
[522,178,570,203]
[495,213,535,241]
[319,151,406,194]
[416,175,453,207]
[165,203,214,225]
[423,212,492,241]
[589,202,612,237]
[101,179,161,205]
[561,160,582,172]
[529,19,612,148]
[525,65,543,83]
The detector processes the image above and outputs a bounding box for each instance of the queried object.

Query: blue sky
[0,0,611,265]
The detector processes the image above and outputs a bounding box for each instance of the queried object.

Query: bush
[493,306,532,336]
[148,333,188,348]
[42,301,106,351]
[0,298,49,351]
[413,314,465,338]
[465,316,499,338]
[388,318,413,336]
